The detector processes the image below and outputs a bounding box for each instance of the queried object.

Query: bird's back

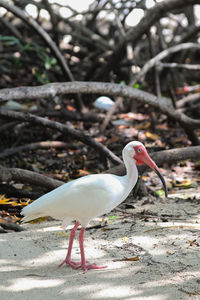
[22,173,127,225]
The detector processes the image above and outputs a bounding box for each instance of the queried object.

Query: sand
[0,188,200,300]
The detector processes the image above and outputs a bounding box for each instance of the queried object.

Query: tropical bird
[22,141,167,272]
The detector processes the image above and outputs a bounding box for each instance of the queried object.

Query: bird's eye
[137,148,142,153]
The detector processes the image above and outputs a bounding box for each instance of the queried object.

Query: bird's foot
[74,262,107,273]
[59,258,107,273]
[59,258,82,268]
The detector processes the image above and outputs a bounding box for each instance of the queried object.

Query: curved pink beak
[135,148,168,197]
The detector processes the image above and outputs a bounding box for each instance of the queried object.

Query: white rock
[94,96,114,111]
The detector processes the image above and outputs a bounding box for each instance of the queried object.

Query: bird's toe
[59,258,81,268]
[81,263,107,273]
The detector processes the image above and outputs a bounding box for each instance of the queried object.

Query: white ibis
[22,141,167,272]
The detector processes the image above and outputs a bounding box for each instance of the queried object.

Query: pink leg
[75,227,107,273]
[59,221,81,268]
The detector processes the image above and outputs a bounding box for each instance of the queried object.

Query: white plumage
[22,141,167,272]
[22,173,136,227]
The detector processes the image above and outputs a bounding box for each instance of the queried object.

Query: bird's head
[124,141,168,197]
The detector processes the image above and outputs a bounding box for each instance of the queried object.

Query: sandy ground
[0,188,200,300]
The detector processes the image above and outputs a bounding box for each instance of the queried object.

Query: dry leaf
[135,122,151,130]
[66,105,75,111]
[166,250,174,255]
[145,131,159,141]
[124,256,139,261]
[74,169,91,178]
[57,231,70,237]
[113,256,139,262]
[174,179,198,188]
[0,195,11,204]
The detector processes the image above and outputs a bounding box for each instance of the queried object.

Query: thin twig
[101,97,122,132]
[158,62,200,70]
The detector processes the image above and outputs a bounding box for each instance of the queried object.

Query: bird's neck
[123,152,138,191]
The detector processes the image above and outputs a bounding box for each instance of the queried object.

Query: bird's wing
[22,173,124,224]
[58,174,125,218]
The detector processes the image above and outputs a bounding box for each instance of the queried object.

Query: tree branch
[96,0,200,79]
[131,43,200,85]
[0,82,199,131]
[157,62,200,71]
[0,109,122,165]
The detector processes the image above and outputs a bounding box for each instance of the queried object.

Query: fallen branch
[1,146,200,193]
[0,81,199,140]
[105,145,200,176]
[0,110,122,165]
[0,183,41,199]
[0,141,69,159]
[0,121,19,133]
[0,222,25,232]
[0,167,64,190]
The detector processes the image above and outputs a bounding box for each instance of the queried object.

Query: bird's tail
[21,205,44,223]
[21,214,43,223]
